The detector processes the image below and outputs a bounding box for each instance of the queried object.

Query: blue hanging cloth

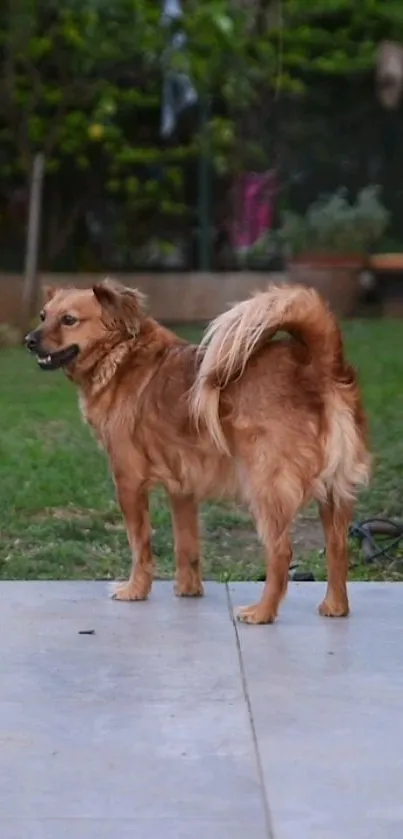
[160,0,198,138]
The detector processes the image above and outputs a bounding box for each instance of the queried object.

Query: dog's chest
[78,392,90,425]
[78,393,105,446]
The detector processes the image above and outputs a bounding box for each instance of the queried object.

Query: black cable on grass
[349,517,403,564]
[290,517,403,582]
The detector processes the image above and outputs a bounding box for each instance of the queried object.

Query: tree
[266,0,403,235]
[0,1,166,265]
[3,0,403,271]
[0,0,275,270]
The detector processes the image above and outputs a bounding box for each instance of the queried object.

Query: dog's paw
[235,603,276,625]
[318,598,349,618]
[109,580,150,602]
[174,577,204,597]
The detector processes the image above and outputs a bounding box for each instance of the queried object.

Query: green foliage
[1,1,163,176]
[0,0,271,178]
[1,0,403,267]
[275,1,403,85]
[0,0,279,265]
[278,187,390,256]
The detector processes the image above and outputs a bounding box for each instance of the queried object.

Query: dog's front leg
[112,477,154,602]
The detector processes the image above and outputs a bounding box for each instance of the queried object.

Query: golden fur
[27,278,371,624]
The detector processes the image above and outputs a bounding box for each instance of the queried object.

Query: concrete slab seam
[225,584,275,839]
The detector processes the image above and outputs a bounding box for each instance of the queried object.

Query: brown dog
[25,279,370,624]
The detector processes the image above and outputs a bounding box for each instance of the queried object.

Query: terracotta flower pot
[369,253,403,271]
[287,254,363,317]
[369,253,403,317]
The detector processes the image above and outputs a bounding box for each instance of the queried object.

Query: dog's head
[25,278,145,372]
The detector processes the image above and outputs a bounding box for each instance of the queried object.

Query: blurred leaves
[0,0,403,263]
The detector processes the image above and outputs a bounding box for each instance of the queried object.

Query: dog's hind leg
[318,493,352,618]
[170,495,204,597]
[112,481,154,601]
[236,473,301,624]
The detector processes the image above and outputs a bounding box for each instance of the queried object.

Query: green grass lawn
[1,320,403,583]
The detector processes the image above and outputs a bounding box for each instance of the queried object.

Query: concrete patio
[0,581,402,839]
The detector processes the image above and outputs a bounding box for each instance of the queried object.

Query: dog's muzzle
[24,331,79,371]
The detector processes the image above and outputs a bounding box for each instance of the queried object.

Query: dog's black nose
[25,332,38,351]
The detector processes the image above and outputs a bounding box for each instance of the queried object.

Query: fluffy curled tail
[191,283,344,453]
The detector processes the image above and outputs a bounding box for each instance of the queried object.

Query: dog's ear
[42,285,58,303]
[92,278,146,335]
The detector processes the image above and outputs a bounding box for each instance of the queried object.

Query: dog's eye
[39,310,45,322]
[61,314,78,327]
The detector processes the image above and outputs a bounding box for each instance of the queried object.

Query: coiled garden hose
[291,517,403,582]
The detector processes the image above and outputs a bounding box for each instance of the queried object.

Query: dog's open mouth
[36,345,79,371]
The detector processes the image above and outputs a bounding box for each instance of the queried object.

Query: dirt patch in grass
[292,515,324,553]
